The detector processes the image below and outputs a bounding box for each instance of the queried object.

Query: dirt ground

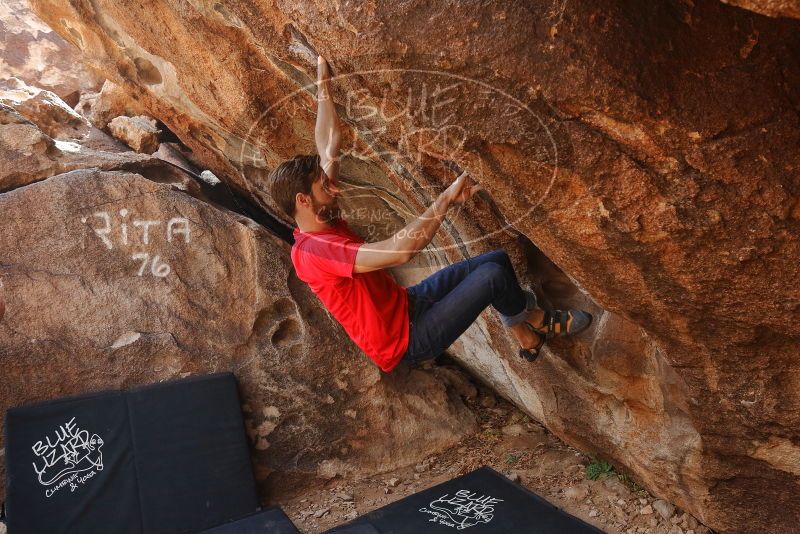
[276,362,711,534]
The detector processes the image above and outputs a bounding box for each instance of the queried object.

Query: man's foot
[534,309,593,339]
[512,308,593,362]
[512,309,547,362]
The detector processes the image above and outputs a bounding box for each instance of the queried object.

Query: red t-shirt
[291,218,410,372]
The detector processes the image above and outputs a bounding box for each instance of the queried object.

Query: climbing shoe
[518,323,546,362]
[536,309,593,340]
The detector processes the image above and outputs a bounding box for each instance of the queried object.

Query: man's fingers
[317,55,329,82]
[451,176,468,197]
[456,183,483,204]
[317,55,337,82]
[464,184,481,200]
[453,171,470,189]
[317,58,331,101]
[444,169,482,204]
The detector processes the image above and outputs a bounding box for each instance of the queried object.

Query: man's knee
[486,249,513,271]
[475,261,508,286]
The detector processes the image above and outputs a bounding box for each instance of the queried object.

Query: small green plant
[508,411,529,425]
[617,472,647,495]
[585,458,615,481]
[505,453,519,466]
[479,428,501,444]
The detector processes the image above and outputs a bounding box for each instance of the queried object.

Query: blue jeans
[401,249,537,365]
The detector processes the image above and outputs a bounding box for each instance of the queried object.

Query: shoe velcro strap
[543,310,553,333]
[559,310,569,335]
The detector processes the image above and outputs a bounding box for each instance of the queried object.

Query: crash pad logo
[419,489,503,530]
[31,416,105,498]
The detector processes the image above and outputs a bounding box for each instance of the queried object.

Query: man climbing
[267,55,592,373]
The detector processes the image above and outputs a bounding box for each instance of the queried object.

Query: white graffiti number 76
[132,253,171,277]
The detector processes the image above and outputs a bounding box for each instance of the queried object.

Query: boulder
[0,167,477,501]
[654,499,677,521]
[108,114,160,153]
[76,80,148,130]
[0,0,103,104]
[0,79,183,193]
[0,77,90,140]
[0,99,150,192]
[23,0,800,531]
[720,0,800,19]
[0,103,60,190]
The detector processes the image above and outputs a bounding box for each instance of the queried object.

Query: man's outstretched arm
[315,55,341,185]
[353,172,482,273]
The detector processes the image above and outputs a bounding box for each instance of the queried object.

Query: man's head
[268,154,341,225]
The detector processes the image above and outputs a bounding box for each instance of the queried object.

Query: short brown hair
[268,154,321,219]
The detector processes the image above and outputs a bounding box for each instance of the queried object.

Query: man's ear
[295,191,309,212]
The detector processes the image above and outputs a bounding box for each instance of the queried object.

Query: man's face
[309,169,341,223]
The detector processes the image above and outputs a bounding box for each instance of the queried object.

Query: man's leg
[407,249,535,313]
[404,259,533,363]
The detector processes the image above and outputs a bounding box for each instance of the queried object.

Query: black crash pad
[324,466,603,534]
[4,373,259,534]
[200,506,300,533]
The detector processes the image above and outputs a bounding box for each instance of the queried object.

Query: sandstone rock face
[0,77,90,140]
[0,80,151,191]
[76,79,148,130]
[23,0,800,532]
[0,103,63,190]
[0,0,102,104]
[720,0,800,18]
[0,167,477,502]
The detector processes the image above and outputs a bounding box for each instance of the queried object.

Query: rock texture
[0,0,102,104]
[1,77,90,139]
[0,78,151,191]
[108,114,160,153]
[76,79,148,130]
[21,0,800,532]
[721,0,800,19]
[0,166,477,502]
[0,86,477,503]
